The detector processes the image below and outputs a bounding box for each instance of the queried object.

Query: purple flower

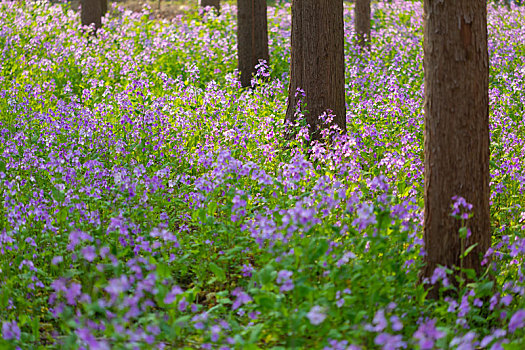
[336,251,356,267]
[51,256,63,265]
[445,297,458,312]
[210,324,221,342]
[458,294,470,317]
[67,230,92,251]
[430,266,449,287]
[480,329,506,348]
[2,320,21,340]
[105,275,129,298]
[241,263,254,277]
[336,298,345,308]
[164,286,183,304]
[413,319,445,350]
[508,310,525,333]
[374,333,406,350]
[373,309,388,332]
[280,279,294,292]
[451,196,473,219]
[77,327,110,349]
[390,315,403,332]
[232,288,252,310]
[306,306,326,325]
[81,246,97,262]
[178,297,189,312]
[65,283,82,305]
[490,341,506,350]
[352,202,377,230]
[325,339,350,350]
[500,294,513,306]
[276,270,294,292]
[450,331,478,350]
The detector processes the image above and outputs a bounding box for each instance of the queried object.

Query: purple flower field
[1,1,525,348]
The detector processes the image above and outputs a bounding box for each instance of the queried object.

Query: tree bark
[237,0,269,88]
[422,0,490,298]
[81,0,102,31]
[355,0,370,47]
[285,0,346,141]
[100,0,107,16]
[201,0,220,12]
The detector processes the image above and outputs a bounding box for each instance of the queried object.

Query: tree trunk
[285,0,346,141]
[422,0,490,298]
[237,0,269,88]
[81,0,102,31]
[355,0,370,47]
[201,0,220,12]
[100,0,107,16]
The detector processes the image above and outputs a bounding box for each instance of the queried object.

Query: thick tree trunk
[81,0,102,30]
[355,0,370,47]
[285,0,346,141]
[237,0,269,88]
[201,0,220,12]
[422,0,490,298]
[100,0,107,16]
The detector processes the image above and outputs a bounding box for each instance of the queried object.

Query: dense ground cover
[1,1,525,348]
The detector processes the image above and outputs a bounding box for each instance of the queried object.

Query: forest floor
[1,1,524,349]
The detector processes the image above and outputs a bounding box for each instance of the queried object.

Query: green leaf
[502,342,525,350]
[309,239,329,262]
[248,324,264,344]
[475,281,494,298]
[51,187,65,202]
[259,264,275,286]
[209,262,226,282]
[31,316,40,340]
[207,201,218,216]
[461,243,479,258]
[489,159,502,170]
[254,294,275,309]
[463,268,477,280]
[173,315,191,328]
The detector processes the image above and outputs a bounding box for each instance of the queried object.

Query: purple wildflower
[413,319,445,350]
[508,310,525,333]
[306,306,327,325]
[232,288,252,310]
[2,321,21,341]
[374,333,407,350]
[81,246,97,262]
[164,286,183,304]
[51,256,63,265]
[276,270,294,292]
[178,297,189,312]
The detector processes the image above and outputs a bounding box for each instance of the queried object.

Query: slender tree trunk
[101,0,108,17]
[285,0,346,141]
[81,0,102,31]
[355,0,370,47]
[422,0,490,298]
[237,0,269,88]
[201,0,220,12]
[100,0,107,17]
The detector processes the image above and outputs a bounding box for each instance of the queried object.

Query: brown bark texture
[354,0,370,47]
[81,0,102,30]
[422,0,490,297]
[201,0,220,12]
[100,0,107,16]
[285,0,346,141]
[237,0,270,88]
